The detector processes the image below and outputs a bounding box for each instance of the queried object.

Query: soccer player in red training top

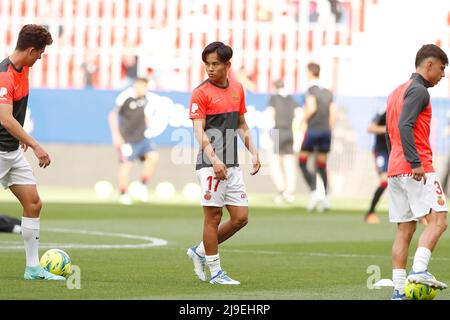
[0,25,64,280]
[386,44,448,299]
[186,42,261,285]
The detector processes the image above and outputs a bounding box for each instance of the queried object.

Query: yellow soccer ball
[40,249,72,277]
[405,280,437,300]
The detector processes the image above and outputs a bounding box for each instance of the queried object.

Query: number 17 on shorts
[197,167,226,206]
[196,167,248,207]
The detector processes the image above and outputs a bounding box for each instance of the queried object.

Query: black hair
[16,24,53,51]
[307,62,320,77]
[201,41,233,63]
[274,79,284,89]
[415,44,448,68]
[135,77,149,84]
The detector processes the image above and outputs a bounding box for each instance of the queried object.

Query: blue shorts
[301,130,331,153]
[119,138,156,162]
[374,151,388,174]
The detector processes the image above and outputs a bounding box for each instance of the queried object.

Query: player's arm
[398,86,429,181]
[238,115,261,176]
[0,104,50,168]
[144,93,159,133]
[192,119,227,180]
[302,95,317,122]
[266,95,276,124]
[145,112,151,129]
[367,119,386,134]
[108,110,124,147]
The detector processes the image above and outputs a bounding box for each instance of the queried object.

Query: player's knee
[316,159,326,169]
[120,162,133,170]
[147,151,159,162]
[208,215,222,226]
[299,155,308,166]
[205,209,223,226]
[399,224,416,238]
[26,198,42,216]
[436,219,448,235]
[233,215,248,229]
[441,221,448,234]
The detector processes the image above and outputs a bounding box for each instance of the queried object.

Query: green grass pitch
[1,192,449,300]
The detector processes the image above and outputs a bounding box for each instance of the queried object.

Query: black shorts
[374,150,388,174]
[301,130,331,153]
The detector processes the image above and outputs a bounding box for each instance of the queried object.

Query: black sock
[368,186,386,214]
[299,163,316,191]
[317,167,328,193]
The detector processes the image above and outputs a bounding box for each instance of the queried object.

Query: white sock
[12,225,22,234]
[21,217,40,267]
[412,247,431,272]
[205,254,221,277]
[196,241,205,257]
[392,269,406,294]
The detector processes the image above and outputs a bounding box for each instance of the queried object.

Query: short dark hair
[16,24,53,51]
[201,41,233,63]
[135,77,148,84]
[415,44,448,68]
[307,62,320,77]
[274,79,284,89]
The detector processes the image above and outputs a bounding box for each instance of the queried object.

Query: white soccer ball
[128,180,149,202]
[94,181,113,199]
[155,182,175,200]
[182,183,201,201]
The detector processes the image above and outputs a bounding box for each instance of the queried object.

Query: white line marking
[0,228,168,250]
[215,248,450,262]
[3,231,450,263]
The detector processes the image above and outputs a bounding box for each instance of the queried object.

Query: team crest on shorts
[204,191,212,200]
[437,196,445,206]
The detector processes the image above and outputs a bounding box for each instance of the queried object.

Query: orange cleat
[365,213,381,224]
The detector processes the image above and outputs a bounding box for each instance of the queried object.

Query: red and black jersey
[189,78,246,170]
[386,73,434,176]
[0,57,29,151]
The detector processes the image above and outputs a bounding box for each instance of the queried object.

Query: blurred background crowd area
[1,0,450,198]
[0,0,449,96]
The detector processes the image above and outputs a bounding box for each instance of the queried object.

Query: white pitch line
[0,228,168,250]
[214,248,450,262]
[3,230,450,262]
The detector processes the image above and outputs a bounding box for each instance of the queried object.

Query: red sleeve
[189,88,207,119]
[0,72,14,105]
[239,84,247,115]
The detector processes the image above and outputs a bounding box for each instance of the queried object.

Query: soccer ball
[94,180,114,199]
[40,249,72,277]
[128,180,149,202]
[182,183,201,201]
[405,280,437,300]
[155,182,175,200]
